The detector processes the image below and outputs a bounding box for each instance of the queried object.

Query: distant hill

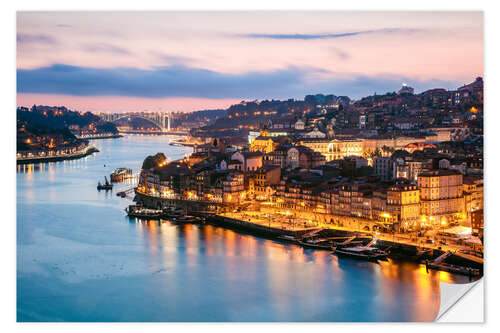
[17,105,117,151]
[17,105,118,133]
[175,109,226,125]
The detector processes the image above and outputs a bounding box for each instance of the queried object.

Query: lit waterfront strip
[17,145,98,162]
[75,132,122,139]
[135,190,481,255]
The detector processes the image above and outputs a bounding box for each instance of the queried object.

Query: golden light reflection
[184,224,200,255]
[287,244,307,263]
[202,225,215,257]
[223,229,237,257]
[127,211,471,323]
[146,220,159,255]
[264,240,288,261]
[310,251,328,267]
[377,261,439,321]
[438,270,453,284]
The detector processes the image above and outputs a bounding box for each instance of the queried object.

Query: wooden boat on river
[276,235,298,243]
[333,238,388,261]
[125,204,162,219]
[297,239,336,250]
[97,176,113,190]
[172,215,198,223]
[110,168,133,183]
[334,246,388,261]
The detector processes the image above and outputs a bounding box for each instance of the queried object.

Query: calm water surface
[17,135,472,322]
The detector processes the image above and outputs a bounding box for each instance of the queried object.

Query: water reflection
[18,135,472,322]
[126,216,478,321]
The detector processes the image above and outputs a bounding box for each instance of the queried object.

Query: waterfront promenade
[221,210,483,257]
[75,133,122,139]
[16,144,99,164]
[133,188,482,259]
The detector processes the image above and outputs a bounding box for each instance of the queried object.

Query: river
[17,134,473,322]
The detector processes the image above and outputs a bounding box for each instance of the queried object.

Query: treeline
[17,105,118,133]
[180,109,227,122]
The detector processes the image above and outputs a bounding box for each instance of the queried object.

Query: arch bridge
[100,112,171,132]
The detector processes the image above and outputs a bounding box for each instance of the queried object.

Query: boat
[297,239,336,250]
[334,245,388,261]
[110,168,133,183]
[425,260,481,277]
[162,207,184,219]
[423,251,482,277]
[277,235,298,242]
[172,215,197,223]
[97,176,113,190]
[387,247,433,261]
[125,204,162,219]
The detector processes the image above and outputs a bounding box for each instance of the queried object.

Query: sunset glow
[17,11,483,111]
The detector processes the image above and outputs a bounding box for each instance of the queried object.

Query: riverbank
[132,192,482,274]
[134,192,481,254]
[76,133,123,140]
[208,214,316,238]
[169,139,197,147]
[18,133,472,322]
[17,145,99,165]
[119,131,188,136]
[208,215,483,276]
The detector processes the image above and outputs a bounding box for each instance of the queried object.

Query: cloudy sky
[16,11,483,112]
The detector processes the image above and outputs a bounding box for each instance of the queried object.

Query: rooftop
[419,169,462,177]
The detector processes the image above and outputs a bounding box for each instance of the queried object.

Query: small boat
[334,246,388,261]
[387,247,433,261]
[297,239,335,250]
[162,207,184,219]
[332,236,364,248]
[110,168,133,183]
[277,235,298,242]
[173,215,197,223]
[126,205,162,219]
[97,176,113,190]
[425,260,481,277]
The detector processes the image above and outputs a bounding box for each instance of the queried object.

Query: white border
[3,0,497,331]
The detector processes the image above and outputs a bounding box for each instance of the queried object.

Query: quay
[169,139,196,147]
[76,133,123,140]
[17,145,99,165]
[131,192,483,276]
[118,130,189,136]
[208,216,483,275]
[208,214,318,239]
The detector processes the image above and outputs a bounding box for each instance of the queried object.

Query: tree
[142,152,166,170]
[304,95,317,106]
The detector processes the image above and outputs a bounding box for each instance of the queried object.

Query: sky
[16,11,483,112]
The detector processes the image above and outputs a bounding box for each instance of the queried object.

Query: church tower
[327,123,335,139]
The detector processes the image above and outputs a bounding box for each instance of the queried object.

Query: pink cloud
[17,93,240,112]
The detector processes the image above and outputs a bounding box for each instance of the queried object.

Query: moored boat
[162,207,184,219]
[297,239,336,250]
[126,204,162,219]
[277,235,298,243]
[110,168,133,183]
[425,260,481,277]
[172,215,197,223]
[97,176,113,190]
[334,246,388,261]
